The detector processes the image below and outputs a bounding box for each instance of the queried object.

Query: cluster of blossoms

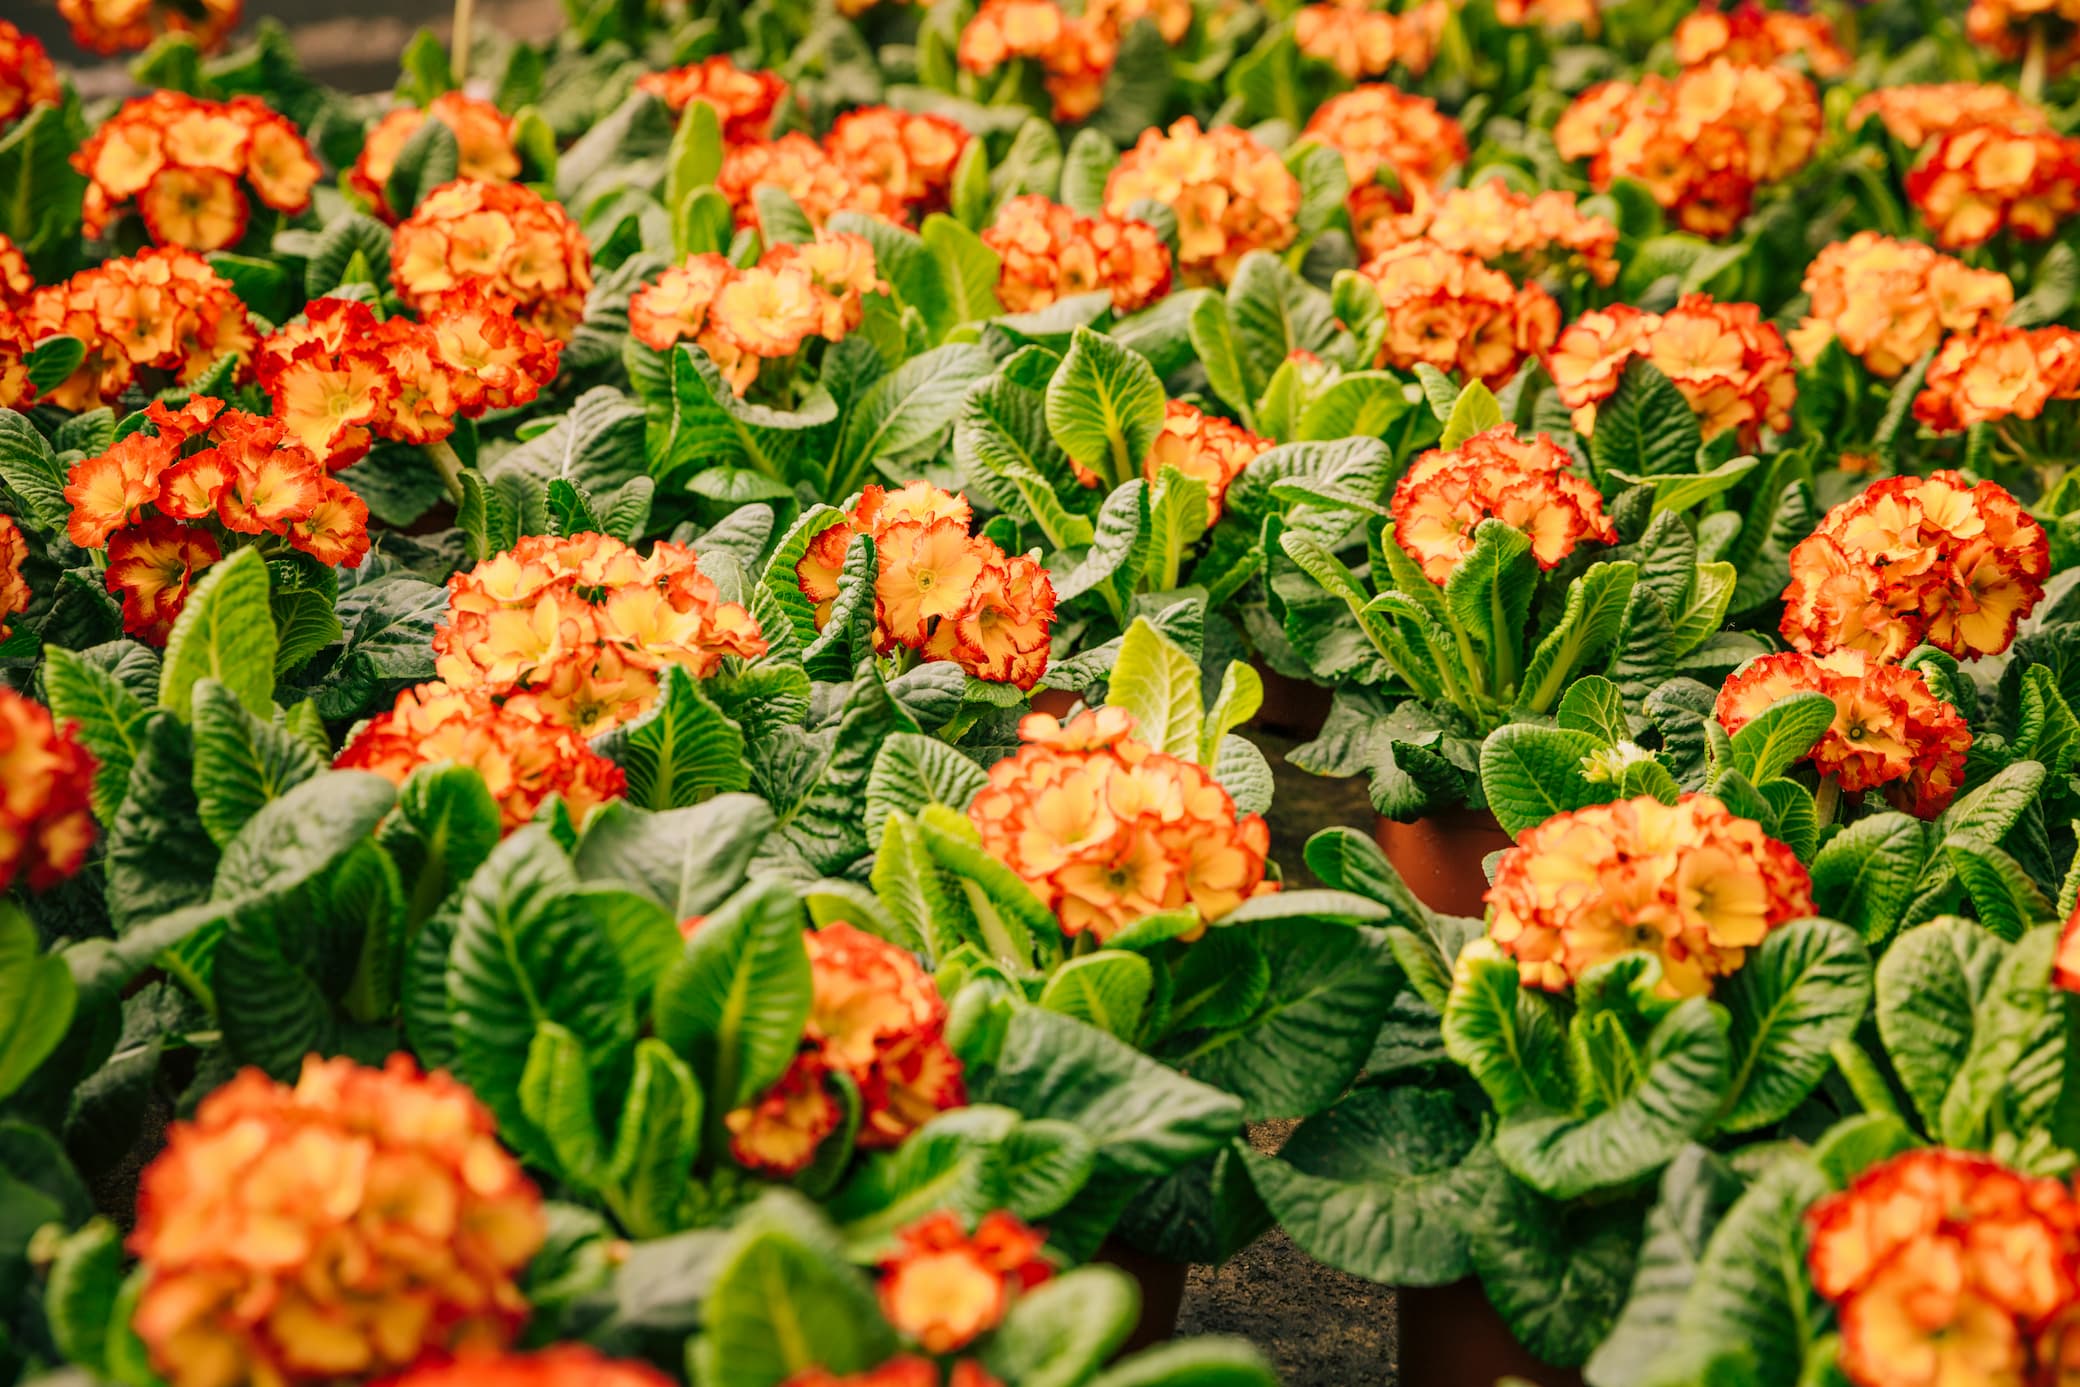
[1715,650,1972,818]
[1789,233,2015,378]
[336,683,627,833]
[967,707,1275,942]
[719,109,967,232]
[64,398,369,641]
[1484,794,1815,998]
[1671,0,1850,74]
[1097,400,1270,525]
[0,513,26,640]
[379,1347,672,1387]
[797,484,1056,689]
[1548,295,1797,445]
[129,1056,545,1387]
[1782,471,2050,662]
[637,54,788,142]
[1905,120,2080,250]
[1807,1148,2080,1387]
[432,532,767,737]
[74,92,319,253]
[1853,82,2046,149]
[1357,178,1621,285]
[1300,85,1466,262]
[1968,0,2080,73]
[627,232,882,395]
[1390,425,1614,584]
[785,1365,998,1387]
[254,289,561,468]
[392,180,594,342]
[0,21,59,130]
[1103,117,1301,286]
[1293,0,1447,81]
[1493,0,1600,29]
[1554,61,1822,237]
[1915,323,2080,431]
[981,195,1172,314]
[14,248,255,412]
[0,688,97,895]
[877,1213,1052,1355]
[350,94,522,222]
[724,923,966,1175]
[1356,241,1560,387]
[958,0,1191,122]
[60,0,241,54]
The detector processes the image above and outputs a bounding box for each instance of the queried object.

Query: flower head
[0,689,97,893]
[982,195,1172,314]
[0,512,26,640]
[1302,84,1466,260]
[1390,424,1613,583]
[955,0,1133,122]
[0,21,60,130]
[1716,650,1971,817]
[1361,178,1620,286]
[1914,324,2080,432]
[1294,0,1446,80]
[1358,240,1559,387]
[1135,400,1270,525]
[637,56,787,143]
[373,1346,674,1387]
[719,134,898,232]
[1673,1,1850,74]
[60,0,241,53]
[1851,83,2047,149]
[129,1055,545,1387]
[878,1212,1051,1354]
[22,247,255,411]
[1548,294,1796,445]
[1790,233,2014,378]
[392,180,594,342]
[968,708,1275,942]
[1104,118,1301,286]
[1906,120,2080,250]
[1968,0,2080,74]
[1781,471,2050,661]
[74,93,317,252]
[351,95,521,222]
[823,108,969,224]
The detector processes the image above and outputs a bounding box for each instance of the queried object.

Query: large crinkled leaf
[0,407,71,533]
[1443,519,1536,673]
[981,1265,1139,1387]
[1726,691,1835,786]
[488,385,650,497]
[1465,1174,1639,1369]
[1039,952,1153,1042]
[1479,724,1614,838]
[1938,923,2061,1148]
[1106,617,1203,758]
[190,679,322,847]
[830,1105,1095,1253]
[41,644,155,823]
[1583,1145,1745,1387]
[1044,327,1165,489]
[1714,918,1871,1133]
[953,363,1094,551]
[0,904,75,1103]
[863,733,988,843]
[104,714,218,934]
[1442,945,1575,1119]
[690,1203,896,1387]
[650,876,810,1113]
[1225,250,1349,402]
[1516,562,1639,716]
[1668,1156,1832,1387]
[1810,812,1928,946]
[1874,916,2007,1134]
[838,342,996,484]
[1588,358,1703,482]
[591,665,748,810]
[379,763,503,933]
[159,548,276,722]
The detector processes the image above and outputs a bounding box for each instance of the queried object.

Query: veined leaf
[1039,951,1152,1042]
[1442,945,1574,1119]
[1045,327,1165,490]
[650,876,811,1113]
[190,678,322,846]
[1727,691,1834,785]
[42,644,155,822]
[0,903,75,1102]
[1107,617,1204,759]
[1715,918,1871,1132]
[592,665,748,810]
[159,547,277,721]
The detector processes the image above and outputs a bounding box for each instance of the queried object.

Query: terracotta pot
[1095,1238,1189,1354]
[1397,1280,1586,1387]
[1373,807,1515,920]
[1027,687,1080,720]
[1248,662,1333,739]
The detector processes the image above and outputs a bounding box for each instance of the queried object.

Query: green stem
[424,438,468,505]
[2023,21,2049,103]
[451,0,475,85]
[1814,775,1841,828]
[1830,1038,1901,1120]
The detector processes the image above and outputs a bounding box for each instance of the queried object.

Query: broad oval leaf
[1715,917,1872,1133]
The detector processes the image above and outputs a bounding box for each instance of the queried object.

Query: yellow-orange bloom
[0,688,97,894]
[637,55,787,143]
[1359,177,1619,284]
[984,195,1172,314]
[392,180,594,342]
[373,1346,674,1387]
[1494,0,1601,29]
[1104,117,1301,286]
[73,92,318,252]
[877,1212,1051,1355]
[1673,0,1850,74]
[1302,84,1466,260]
[824,107,969,223]
[0,21,60,130]
[22,246,255,412]
[0,512,25,642]
[1789,233,2014,378]
[955,0,1132,122]
[129,1055,545,1387]
[1968,0,2080,73]
[351,94,521,222]
[968,707,1275,942]
[1484,794,1814,998]
[1715,650,1971,818]
[59,0,240,53]
[1133,400,1270,525]
[1781,470,2050,662]
[1851,83,2047,149]
[1914,323,2080,432]
[1548,294,1796,445]
[1390,424,1614,583]
[0,231,31,306]
[1358,240,1559,387]
[1294,0,1446,80]
[1905,120,2080,251]
[719,133,899,232]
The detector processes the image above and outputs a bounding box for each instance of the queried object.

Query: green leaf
[651,877,810,1113]
[1716,918,1871,1132]
[0,903,74,1102]
[981,1265,1138,1387]
[521,1020,607,1185]
[44,1218,121,1374]
[303,211,393,298]
[1086,1340,1280,1387]
[1811,812,1927,946]
[1670,1157,1831,1386]
[104,714,218,934]
[1584,1145,1745,1386]
[1444,519,1536,682]
[1516,562,1640,715]
[383,114,459,218]
[1045,326,1165,490]
[1588,357,1704,483]
[25,335,85,396]
[1200,663,1264,767]
[0,407,75,535]
[953,365,1095,551]
[829,212,955,341]
[1146,464,1210,591]
[1107,617,1204,759]
[1875,916,2006,1134]
[1039,951,1152,1042]
[159,548,276,721]
[863,733,988,844]
[691,1210,896,1387]
[839,342,996,482]
[382,763,502,932]
[1440,381,1504,450]
[1442,946,1574,1119]
[603,1038,703,1238]
[1479,724,1612,838]
[1226,251,1347,402]
[1609,453,1761,518]
[1937,924,2060,1148]
[1060,128,1118,215]
[1557,676,1630,746]
[189,679,322,846]
[666,100,723,256]
[1727,691,1835,785]
[1189,292,1253,426]
[921,214,1004,325]
[592,664,748,810]
[490,385,651,499]
[42,645,155,823]
[830,1106,1095,1251]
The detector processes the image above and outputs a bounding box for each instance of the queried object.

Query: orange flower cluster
[1548,295,1797,445]
[18,247,255,412]
[957,0,1188,122]
[967,707,1275,942]
[1807,1149,2080,1387]
[1485,793,1815,999]
[1094,399,1270,525]
[129,1055,546,1387]
[1301,85,1466,262]
[724,922,966,1175]
[375,1347,673,1387]
[719,134,892,230]
[350,94,521,222]
[1390,424,1614,584]
[1915,324,2080,431]
[785,1361,999,1387]
[1715,650,1971,818]
[1851,83,2046,148]
[1788,233,2014,378]
[1293,0,1447,81]
[1968,0,2080,73]
[1905,120,2080,251]
[636,55,787,143]
[1356,241,1560,387]
[0,512,27,640]
[0,231,29,305]
[0,689,97,895]
[63,397,369,642]
[982,194,1172,314]
[1104,117,1302,286]
[74,92,319,253]
[335,683,627,833]
[1781,471,2050,662]
[1494,0,1600,29]
[1358,178,1621,284]
[392,180,594,342]
[797,484,1055,689]
[878,1213,1051,1354]
[718,110,966,231]
[59,0,240,54]
[0,21,59,129]
[627,232,882,395]
[1554,61,1822,237]
[1672,0,1850,75]
[254,289,561,468]
[431,532,765,738]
